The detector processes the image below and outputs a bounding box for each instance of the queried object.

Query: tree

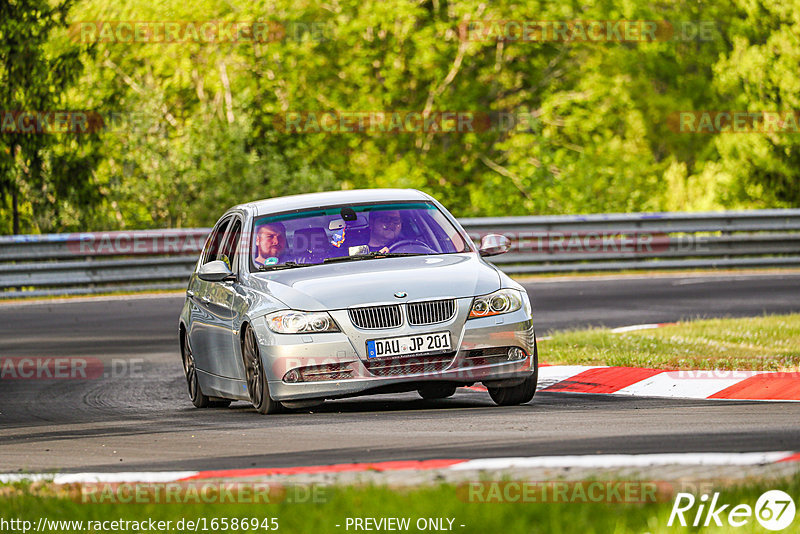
[708,0,800,208]
[0,0,97,234]
[5,0,796,234]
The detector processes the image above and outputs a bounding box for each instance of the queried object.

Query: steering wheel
[388,239,437,254]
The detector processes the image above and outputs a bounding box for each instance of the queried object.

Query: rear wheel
[181,331,210,408]
[487,343,539,406]
[418,383,457,400]
[243,325,283,414]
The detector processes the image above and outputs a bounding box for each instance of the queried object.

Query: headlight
[468,289,523,319]
[266,311,340,334]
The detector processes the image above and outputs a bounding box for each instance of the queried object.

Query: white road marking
[0,471,198,484]
[450,451,796,471]
[614,370,765,399]
[4,452,796,483]
[610,323,670,333]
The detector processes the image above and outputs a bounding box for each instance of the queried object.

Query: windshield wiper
[323,252,420,264]
[258,261,307,271]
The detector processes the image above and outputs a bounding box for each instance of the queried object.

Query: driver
[254,222,288,266]
[368,210,403,253]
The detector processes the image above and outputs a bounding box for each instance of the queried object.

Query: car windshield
[250,201,471,270]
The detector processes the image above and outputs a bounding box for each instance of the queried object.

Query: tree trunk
[12,185,19,235]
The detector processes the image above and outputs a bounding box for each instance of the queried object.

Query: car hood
[249,253,500,311]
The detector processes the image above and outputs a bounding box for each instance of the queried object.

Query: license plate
[366,332,451,359]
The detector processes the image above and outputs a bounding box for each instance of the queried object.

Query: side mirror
[478,234,511,257]
[198,260,235,282]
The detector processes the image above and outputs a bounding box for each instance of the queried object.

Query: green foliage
[0,0,99,234]
[2,0,799,233]
[708,0,800,208]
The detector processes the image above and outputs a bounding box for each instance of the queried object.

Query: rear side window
[202,217,231,264]
[221,219,243,272]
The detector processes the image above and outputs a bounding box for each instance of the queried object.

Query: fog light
[283,369,301,383]
[507,347,527,361]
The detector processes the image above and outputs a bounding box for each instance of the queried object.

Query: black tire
[242,325,283,415]
[487,342,539,406]
[418,384,458,400]
[181,331,210,408]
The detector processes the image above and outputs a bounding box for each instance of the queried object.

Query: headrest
[293,227,330,252]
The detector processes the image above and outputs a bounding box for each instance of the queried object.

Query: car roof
[237,189,434,217]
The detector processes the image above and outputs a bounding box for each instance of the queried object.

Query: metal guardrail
[1,210,799,298]
[0,230,210,298]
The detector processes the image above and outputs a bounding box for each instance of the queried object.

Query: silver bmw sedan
[179,189,537,414]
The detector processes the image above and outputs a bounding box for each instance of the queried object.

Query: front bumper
[255,299,536,401]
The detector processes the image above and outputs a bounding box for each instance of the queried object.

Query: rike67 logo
[668,490,795,530]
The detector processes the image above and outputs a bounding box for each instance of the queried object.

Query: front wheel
[242,325,283,415]
[487,343,538,406]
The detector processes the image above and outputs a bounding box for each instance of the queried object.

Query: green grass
[1,475,798,533]
[544,313,800,371]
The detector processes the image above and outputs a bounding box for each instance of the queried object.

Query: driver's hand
[379,246,390,254]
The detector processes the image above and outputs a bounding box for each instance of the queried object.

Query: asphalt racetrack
[1,272,799,473]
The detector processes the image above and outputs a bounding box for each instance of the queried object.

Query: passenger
[253,222,288,266]
[368,210,403,253]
